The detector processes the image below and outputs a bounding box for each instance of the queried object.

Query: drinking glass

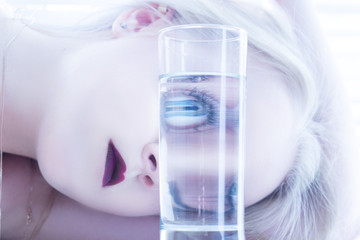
[158,24,247,239]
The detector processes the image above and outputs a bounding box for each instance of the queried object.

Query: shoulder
[38,194,160,239]
[1,153,53,239]
[2,154,160,239]
[1,153,34,238]
[2,153,35,208]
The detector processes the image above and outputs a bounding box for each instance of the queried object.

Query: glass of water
[158,24,247,238]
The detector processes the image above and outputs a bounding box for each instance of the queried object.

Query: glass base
[160,228,244,240]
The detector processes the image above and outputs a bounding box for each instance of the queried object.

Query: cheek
[36,69,114,199]
[244,71,298,206]
[36,104,103,195]
[244,115,297,206]
[36,43,160,215]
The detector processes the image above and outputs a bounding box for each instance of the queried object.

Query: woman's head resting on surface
[5,0,344,238]
[33,0,311,217]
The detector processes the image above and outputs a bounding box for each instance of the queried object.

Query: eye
[161,90,218,131]
[164,96,207,129]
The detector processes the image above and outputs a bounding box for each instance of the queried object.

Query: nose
[138,142,159,188]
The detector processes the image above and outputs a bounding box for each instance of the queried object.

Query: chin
[85,197,160,217]
[101,206,160,217]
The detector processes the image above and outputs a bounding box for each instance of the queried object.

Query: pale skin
[1,1,359,239]
[2,6,297,239]
[1,15,160,239]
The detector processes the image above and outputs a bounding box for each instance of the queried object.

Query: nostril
[148,154,157,171]
[144,175,154,187]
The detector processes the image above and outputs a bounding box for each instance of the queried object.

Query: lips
[102,140,127,187]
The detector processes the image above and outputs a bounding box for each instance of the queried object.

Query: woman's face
[37,32,298,216]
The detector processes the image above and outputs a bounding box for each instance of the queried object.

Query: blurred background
[315,0,360,141]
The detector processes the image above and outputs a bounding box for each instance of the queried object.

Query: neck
[1,20,87,158]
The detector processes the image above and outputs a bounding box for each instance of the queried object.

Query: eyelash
[188,88,218,127]
[161,88,219,131]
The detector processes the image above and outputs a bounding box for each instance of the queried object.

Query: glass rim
[159,71,243,80]
[158,24,247,43]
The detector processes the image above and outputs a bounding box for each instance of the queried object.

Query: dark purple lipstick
[102,140,127,187]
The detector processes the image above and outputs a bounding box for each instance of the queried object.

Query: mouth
[102,140,127,187]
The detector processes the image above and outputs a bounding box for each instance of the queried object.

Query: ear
[112,4,174,38]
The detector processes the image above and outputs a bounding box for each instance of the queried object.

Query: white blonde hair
[149,1,336,239]
[140,1,338,239]
[5,0,346,239]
